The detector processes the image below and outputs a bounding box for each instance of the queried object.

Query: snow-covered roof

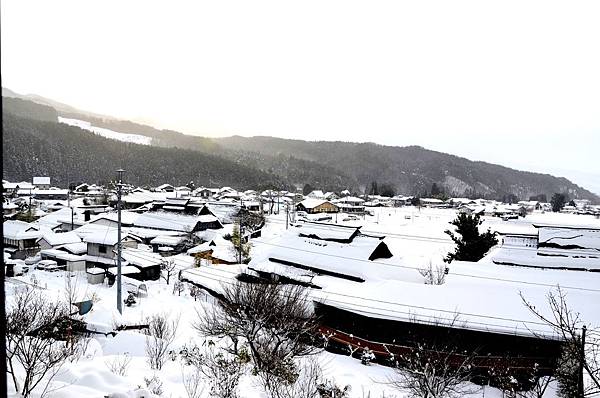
[33,177,50,185]
[149,235,186,246]
[308,190,325,198]
[537,225,600,257]
[127,227,183,240]
[180,264,244,293]
[107,266,140,275]
[90,211,140,226]
[134,211,200,232]
[3,220,46,240]
[82,254,124,266]
[83,229,130,246]
[121,249,163,268]
[338,196,365,204]
[250,228,393,282]
[40,249,85,262]
[165,198,190,206]
[187,236,231,254]
[58,242,88,255]
[38,231,81,247]
[3,181,34,190]
[86,267,106,275]
[298,198,333,210]
[296,223,361,242]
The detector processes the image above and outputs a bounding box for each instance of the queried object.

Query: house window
[98,245,107,254]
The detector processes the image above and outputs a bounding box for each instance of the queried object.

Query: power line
[179,267,560,338]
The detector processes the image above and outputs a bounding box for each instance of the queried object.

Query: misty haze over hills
[2,87,599,202]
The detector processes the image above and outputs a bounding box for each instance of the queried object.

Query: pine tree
[551,193,567,212]
[444,214,498,263]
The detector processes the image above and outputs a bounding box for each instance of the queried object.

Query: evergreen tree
[379,183,396,197]
[431,183,440,197]
[231,222,251,264]
[370,181,379,196]
[551,193,567,212]
[444,214,498,263]
[302,183,314,196]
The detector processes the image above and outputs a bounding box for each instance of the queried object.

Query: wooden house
[3,220,44,259]
[296,198,339,214]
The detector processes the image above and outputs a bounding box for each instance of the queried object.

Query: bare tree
[521,287,600,397]
[161,259,177,285]
[388,343,479,398]
[194,281,320,384]
[145,312,180,370]
[173,280,185,296]
[6,287,83,397]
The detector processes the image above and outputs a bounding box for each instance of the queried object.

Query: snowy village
[3,176,600,397]
[3,1,600,397]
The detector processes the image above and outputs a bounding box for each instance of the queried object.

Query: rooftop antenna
[116,169,125,314]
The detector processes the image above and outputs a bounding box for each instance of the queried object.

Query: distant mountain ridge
[2,89,598,202]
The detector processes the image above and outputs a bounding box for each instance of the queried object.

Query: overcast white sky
[2,1,599,192]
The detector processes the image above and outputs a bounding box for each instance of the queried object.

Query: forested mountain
[2,91,598,202]
[2,112,286,190]
[216,136,599,200]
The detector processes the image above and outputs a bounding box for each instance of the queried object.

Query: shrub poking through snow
[418,262,447,285]
[144,374,164,396]
[124,292,137,307]
[179,342,243,398]
[145,312,179,370]
[361,348,376,365]
[105,352,132,376]
[317,379,351,398]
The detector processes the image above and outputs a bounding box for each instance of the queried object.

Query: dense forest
[2,113,287,190]
[2,92,598,202]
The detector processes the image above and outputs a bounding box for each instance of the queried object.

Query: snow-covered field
[6,206,600,397]
[58,117,153,146]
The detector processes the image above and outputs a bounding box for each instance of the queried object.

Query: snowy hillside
[58,117,152,146]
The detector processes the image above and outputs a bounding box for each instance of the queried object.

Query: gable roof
[83,229,129,246]
[37,231,81,247]
[298,198,335,210]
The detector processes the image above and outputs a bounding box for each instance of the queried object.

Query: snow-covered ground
[7,206,600,397]
[58,117,153,146]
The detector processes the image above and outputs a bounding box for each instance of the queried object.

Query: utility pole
[286,204,289,230]
[67,188,74,231]
[116,169,125,314]
[579,325,587,397]
[237,212,244,264]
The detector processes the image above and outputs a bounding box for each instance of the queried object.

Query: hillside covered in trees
[2,112,286,190]
[3,92,598,202]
